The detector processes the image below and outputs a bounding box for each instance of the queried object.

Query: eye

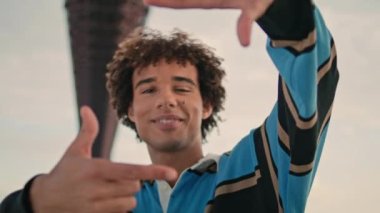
[174,87,191,93]
[142,87,156,94]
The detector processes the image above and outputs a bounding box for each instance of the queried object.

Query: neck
[148,141,203,186]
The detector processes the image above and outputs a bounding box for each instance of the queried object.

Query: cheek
[130,98,151,122]
[186,100,205,121]
[133,105,149,122]
[132,106,150,137]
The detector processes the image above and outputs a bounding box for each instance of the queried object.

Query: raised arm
[253,1,339,212]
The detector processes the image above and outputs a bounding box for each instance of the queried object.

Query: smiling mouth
[157,118,181,124]
[152,115,184,130]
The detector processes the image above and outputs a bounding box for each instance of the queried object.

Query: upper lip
[151,114,184,122]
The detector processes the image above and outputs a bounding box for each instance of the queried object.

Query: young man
[0,0,339,212]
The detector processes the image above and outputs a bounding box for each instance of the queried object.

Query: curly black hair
[106,28,226,139]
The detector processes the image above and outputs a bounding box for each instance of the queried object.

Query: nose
[156,88,177,109]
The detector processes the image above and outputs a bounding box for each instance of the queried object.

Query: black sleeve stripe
[278,121,291,155]
[271,29,316,53]
[214,169,262,198]
[317,105,333,142]
[288,107,332,176]
[278,76,319,167]
[290,160,314,175]
[258,123,284,213]
[318,43,337,83]
[285,43,316,56]
[281,79,319,129]
[204,168,264,213]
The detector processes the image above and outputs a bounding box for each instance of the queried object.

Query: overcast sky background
[1,0,379,212]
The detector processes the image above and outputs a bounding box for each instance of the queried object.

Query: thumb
[65,106,99,158]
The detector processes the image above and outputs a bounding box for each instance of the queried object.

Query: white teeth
[158,119,177,124]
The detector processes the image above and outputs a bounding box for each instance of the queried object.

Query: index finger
[99,161,178,181]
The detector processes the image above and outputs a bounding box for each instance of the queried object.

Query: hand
[143,0,274,46]
[30,106,177,213]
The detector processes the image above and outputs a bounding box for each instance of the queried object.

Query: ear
[202,103,213,120]
[128,105,136,122]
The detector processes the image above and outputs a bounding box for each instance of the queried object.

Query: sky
[1,0,379,212]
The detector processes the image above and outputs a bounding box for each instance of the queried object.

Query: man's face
[128,60,212,153]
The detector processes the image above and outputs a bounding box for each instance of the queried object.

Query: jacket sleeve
[254,0,339,212]
[0,176,37,213]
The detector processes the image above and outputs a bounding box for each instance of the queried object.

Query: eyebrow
[135,77,155,89]
[134,76,197,89]
[172,76,196,86]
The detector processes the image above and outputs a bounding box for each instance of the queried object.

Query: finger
[93,180,141,198]
[93,196,137,213]
[143,0,239,9]
[237,11,254,47]
[109,163,177,181]
[237,7,266,47]
[66,106,99,158]
[97,161,177,181]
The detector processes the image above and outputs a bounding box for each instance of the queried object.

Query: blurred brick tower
[65,0,148,158]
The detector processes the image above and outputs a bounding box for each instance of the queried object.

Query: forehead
[132,60,198,84]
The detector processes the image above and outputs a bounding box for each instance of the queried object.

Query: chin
[145,138,187,153]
